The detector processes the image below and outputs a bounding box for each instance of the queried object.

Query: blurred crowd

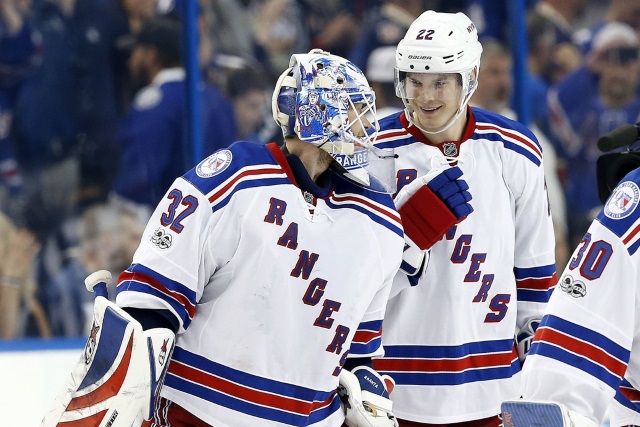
[0,0,639,339]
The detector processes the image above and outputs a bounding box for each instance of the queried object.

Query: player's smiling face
[405,72,462,132]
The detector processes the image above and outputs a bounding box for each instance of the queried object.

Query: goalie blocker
[41,271,175,427]
[500,401,598,427]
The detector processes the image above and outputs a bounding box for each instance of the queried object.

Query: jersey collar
[266,142,333,199]
[399,106,477,156]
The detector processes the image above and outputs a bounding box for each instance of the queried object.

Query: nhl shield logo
[604,180,640,219]
[442,142,458,157]
[196,149,232,178]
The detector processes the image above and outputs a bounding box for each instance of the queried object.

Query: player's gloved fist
[501,400,599,427]
[395,166,473,250]
[338,366,399,427]
[516,319,540,363]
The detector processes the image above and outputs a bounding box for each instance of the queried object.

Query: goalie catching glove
[501,400,598,427]
[395,166,473,251]
[338,365,399,427]
[41,270,175,427]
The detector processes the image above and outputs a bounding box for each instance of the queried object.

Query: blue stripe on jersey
[514,264,556,280]
[165,346,341,425]
[514,264,556,303]
[530,342,622,390]
[379,339,519,386]
[474,130,541,166]
[350,319,383,356]
[529,315,629,389]
[117,264,197,329]
[615,388,638,412]
[472,107,542,150]
[324,198,403,238]
[165,376,341,426]
[537,315,629,361]
[210,176,291,211]
[386,360,520,386]
[384,338,514,358]
[615,378,640,412]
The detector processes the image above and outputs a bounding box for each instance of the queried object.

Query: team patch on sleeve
[196,149,233,178]
[604,180,640,220]
[598,180,640,255]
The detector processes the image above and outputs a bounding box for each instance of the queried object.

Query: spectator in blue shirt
[111,16,236,216]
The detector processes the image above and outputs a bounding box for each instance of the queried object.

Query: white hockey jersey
[371,108,557,423]
[115,142,404,427]
[522,166,640,426]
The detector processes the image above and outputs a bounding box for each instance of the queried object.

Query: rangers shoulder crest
[604,180,640,220]
[196,149,233,178]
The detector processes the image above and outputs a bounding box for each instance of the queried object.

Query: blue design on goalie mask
[273,49,397,193]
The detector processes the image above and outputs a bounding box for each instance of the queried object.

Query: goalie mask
[395,10,482,134]
[273,49,396,193]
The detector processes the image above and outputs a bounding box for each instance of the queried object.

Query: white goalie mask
[272,49,396,193]
[394,10,483,134]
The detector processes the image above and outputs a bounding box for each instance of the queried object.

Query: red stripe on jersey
[376,129,409,141]
[169,361,335,415]
[620,384,640,402]
[516,274,557,290]
[267,142,298,186]
[208,166,284,204]
[119,270,196,319]
[536,327,627,378]
[58,410,108,426]
[373,346,518,372]
[66,335,134,411]
[623,223,640,245]
[330,194,401,224]
[476,123,542,158]
[353,329,382,345]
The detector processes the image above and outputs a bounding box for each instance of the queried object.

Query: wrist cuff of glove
[399,186,458,250]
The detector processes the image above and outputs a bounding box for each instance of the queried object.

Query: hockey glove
[41,271,175,427]
[516,319,540,363]
[395,166,473,251]
[501,400,599,427]
[338,366,399,427]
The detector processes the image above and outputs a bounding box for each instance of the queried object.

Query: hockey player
[41,49,473,427]
[370,11,558,426]
[501,152,640,426]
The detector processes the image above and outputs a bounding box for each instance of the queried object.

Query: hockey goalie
[40,271,175,427]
